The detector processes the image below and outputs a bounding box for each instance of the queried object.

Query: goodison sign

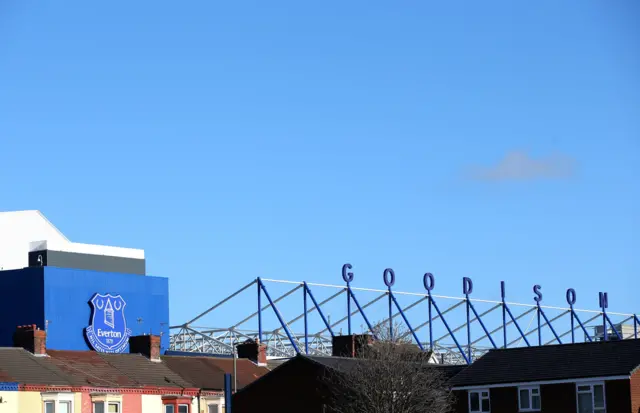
[342,263,611,310]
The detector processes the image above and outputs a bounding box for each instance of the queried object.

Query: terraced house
[450,339,640,413]
[0,325,268,413]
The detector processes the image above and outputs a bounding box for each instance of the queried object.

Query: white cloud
[468,151,576,181]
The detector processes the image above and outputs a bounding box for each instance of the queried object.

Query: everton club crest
[85,293,132,353]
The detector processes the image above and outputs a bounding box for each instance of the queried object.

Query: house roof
[96,353,194,388]
[306,355,466,381]
[47,350,139,387]
[450,339,640,388]
[0,348,80,386]
[161,355,269,390]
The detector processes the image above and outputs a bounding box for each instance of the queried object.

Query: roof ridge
[486,339,640,353]
[97,352,146,387]
[49,352,123,387]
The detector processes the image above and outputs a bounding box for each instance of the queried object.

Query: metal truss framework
[170,272,639,365]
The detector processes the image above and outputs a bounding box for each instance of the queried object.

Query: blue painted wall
[43,267,170,352]
[0,267,169,352]
[0,268,45,347]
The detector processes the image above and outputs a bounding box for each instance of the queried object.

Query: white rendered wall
[0,210,144,271]
[141,395,162,413]
[0,210,69,271]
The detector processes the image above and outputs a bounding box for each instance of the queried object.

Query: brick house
[450,339,640,413]
[2,325,268,413]
[233,335,464,413]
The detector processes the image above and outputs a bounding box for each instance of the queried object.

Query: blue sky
[1,1,638,338]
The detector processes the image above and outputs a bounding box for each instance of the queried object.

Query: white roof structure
[0,210,144,271]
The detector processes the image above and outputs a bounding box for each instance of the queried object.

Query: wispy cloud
[467,151,576,181]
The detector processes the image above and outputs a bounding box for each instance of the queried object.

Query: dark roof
[450,339,640,388]
[47,350,138,387]
[161,355,268,390]
[100,353,193,388]
[306,355,465,381]
[0,348,80,386]
[42,350,196,389]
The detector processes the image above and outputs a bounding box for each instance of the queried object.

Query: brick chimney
[129,334,161,362]
[236,339,267,365]
[332,333,372,358]
[13,324,46,356]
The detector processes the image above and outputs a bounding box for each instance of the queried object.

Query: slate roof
[100,353,194,388]
[450,339,640,388]
[0,346,268,391]
[0,348,79,386]
[0,349,197,389]
[161,355,269,390]
[306,355,466,381]
[47,350,138,387]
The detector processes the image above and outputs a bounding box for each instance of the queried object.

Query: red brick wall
[81,392,92,413]
[604,379,631,413]
[451,390,467,413]
[123,394,142,413]
[630,371,640,413]
[453,380,634,413]
[454,383,577,413]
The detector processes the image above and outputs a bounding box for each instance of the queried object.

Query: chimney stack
[14,324,46,356]
[129,334,161,362]
[236,339,267,366]
[332,334,372,358]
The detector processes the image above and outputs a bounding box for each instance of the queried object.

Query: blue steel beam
[274,288,344,335]
[304,282,338,337]
[507,310,568,347]
[470,306,536,347]
[258,281,262,342]
[435,304,501,343]
[372,297,428,331]
[349,288,378,339]
[316,293,386,335]
[544,314,600,345]
[234,285,302,328]
[504,304,532,347]
[181,279,257,326]
[257,278,300,354]
[430,297,470,364]
[604,312,623,340]
[304,285,308,354]
[538,307,562,344]
[467,300,498,349]
[406,300,467,339]
[390,292,424,350]
[573,311,594,342]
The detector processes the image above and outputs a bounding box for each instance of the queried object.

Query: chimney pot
[129,334,161,361]
[13,324,46,356]
[331,334,372,358]
[236,339,267,365]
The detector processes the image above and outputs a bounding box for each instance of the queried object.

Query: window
[93,402,119,413]
[207,405,219,413]
[178,405,189,413]
[518,386,541,411]
[469,389,490,413]
[577,383,606,413]
[59,402,71,413]
[43,394,74,413]
[165,406,175,413]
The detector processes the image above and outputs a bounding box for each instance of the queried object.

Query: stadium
[0,210,638,413]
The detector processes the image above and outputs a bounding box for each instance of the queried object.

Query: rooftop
[450,339,640,388]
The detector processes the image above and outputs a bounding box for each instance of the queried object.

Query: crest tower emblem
[85,293,132,353]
